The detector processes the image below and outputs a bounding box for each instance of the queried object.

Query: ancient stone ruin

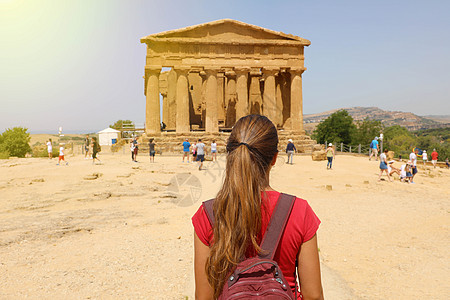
[140,19,317,153]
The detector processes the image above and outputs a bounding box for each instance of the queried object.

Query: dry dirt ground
[0,153,448,299]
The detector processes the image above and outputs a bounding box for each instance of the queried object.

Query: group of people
[84,135,101,164]
[182,138,217,170]
[377,148,445,183]
[46,135,100,165]
[46,138,69,166]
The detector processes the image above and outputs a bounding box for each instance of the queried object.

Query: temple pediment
[141,19,310,46]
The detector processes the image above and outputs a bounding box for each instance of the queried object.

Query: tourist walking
[409,148,419,183]
[149,138,156,163]
[47,138,53,159]
[378,149,392,182]
[285,139,297,164]
[210,140,217,162]
[132,137,139,162]
[57,143,68,166]
[422,150,428,165]
[182,139,191,162]
[446,158,449,169]
[326,143,335,170]
[91,137,101,164]
[192,115,323,299]
[84,135,90,159]
[192,141,197,161]
[130,142,135,161]
[431,149,438,168]
[195,139,206,171]
[369,137,379,161]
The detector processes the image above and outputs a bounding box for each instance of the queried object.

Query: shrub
[0,127,32,158]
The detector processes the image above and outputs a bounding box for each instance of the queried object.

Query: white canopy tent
[98,128,120,146]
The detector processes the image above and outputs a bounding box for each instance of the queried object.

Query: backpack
[203,193,297,299]
[370,141,374,148]
[98,144,101,152]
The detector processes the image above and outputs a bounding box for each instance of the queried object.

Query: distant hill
[304,107,450,132]
[421,115,450,124]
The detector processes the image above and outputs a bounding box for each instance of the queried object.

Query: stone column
[275,75,283,127]
[175,67,190,133]
[162,91,168,127]
[205,67,219,132]
[290,68,305,133]
[217,72,225,125]
[145,67,161,134]
[167,69,177,130]
[225,70,237,127]
[200,71,207,128]
[249,68,262,115]
[262,68,278,124]
[235,67,249,121]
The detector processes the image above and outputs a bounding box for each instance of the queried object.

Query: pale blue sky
[1,0,449,133]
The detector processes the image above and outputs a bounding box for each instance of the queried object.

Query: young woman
[47,139,53,159]
[192,115,323,299]
[210,140,217,162]
[326,143,334,170]
[378,149,392,182]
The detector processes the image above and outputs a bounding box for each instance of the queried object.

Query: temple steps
[138,131,318,154]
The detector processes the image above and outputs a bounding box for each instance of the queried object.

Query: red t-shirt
[431,151,438,160]
[192,190,321,295]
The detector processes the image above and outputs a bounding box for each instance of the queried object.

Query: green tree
[383,125,417,157]
[0,127,32,158]
[312,110,356,144]
[352,118,384,146]
[110,120,134,130]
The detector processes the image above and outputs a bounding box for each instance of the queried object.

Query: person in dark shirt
[91,137,101,165]
[285,139,297,164]
[149,138,156,163]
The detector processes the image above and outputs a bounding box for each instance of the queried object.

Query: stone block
[312,150,326,161]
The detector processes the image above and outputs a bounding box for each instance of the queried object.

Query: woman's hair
[384,149,388,153]
[205,114,278,298]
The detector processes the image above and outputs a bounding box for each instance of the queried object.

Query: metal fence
[325,141,371,155]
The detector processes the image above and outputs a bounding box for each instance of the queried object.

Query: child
[57,143,68,166]
[403,162,413,183]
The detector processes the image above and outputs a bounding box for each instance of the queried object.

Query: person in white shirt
[387,160,401,177]
[422,150,428,165]
[47,139,53,159]
[378,149,392,182]
[57,143,68,166]
[409,149,419,183]
[211,140,217,162]
[130,142,135,162]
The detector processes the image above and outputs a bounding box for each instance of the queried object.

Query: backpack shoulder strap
[259,193,296,260]
[202,194,295,261]
[202,199,215,226]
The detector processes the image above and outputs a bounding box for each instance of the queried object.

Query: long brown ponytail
[205,115,278,298]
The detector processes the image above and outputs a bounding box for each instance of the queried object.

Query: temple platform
[138,131,319,154]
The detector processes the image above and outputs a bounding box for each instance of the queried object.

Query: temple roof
[141,19,310,46]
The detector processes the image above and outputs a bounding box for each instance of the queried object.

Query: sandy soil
[0,152,448,299]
